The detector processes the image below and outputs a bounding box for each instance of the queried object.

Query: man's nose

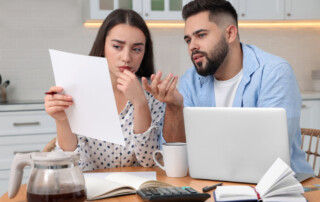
[189,39,199,55]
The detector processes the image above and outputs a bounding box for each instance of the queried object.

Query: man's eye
[199,33,206,38]
[185,39,191,44]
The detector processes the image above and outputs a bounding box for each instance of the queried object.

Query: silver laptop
[183,107,290,184]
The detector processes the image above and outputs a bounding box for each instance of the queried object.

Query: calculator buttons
[137,186,210,201]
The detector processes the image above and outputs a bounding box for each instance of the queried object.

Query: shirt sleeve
[55,135,92,171]
[131,94,165,167]
[258,62,300,150]
[179,71,195,107]
[257,62,313,173]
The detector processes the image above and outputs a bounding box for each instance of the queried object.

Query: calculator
[137,186,211,201]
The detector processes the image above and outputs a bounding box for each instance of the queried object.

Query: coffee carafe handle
[8,153,32,198]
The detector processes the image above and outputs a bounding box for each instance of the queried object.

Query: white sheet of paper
[49,49,125,145]
[83,172,157,180]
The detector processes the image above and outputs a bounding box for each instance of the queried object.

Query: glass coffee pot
[8,151,86,202]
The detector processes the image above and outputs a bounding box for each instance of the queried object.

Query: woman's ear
[225,24,238,43]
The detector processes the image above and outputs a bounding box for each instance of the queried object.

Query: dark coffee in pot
[27,189,86,202]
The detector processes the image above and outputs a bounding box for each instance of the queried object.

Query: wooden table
[1,166,319,202]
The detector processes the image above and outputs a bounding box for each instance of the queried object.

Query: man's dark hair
[182,0,238,28]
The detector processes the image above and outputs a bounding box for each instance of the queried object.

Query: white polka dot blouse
[56,91,165,171]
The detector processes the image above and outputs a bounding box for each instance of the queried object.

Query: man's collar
[241,43,260,77]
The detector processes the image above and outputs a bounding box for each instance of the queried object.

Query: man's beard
[191,36,229,77]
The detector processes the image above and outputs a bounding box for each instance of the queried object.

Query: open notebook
[214,158,306,202]
[84,172,173,200]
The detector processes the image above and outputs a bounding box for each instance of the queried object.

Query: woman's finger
[116,84,125,92]
[118,71,131,81]
[45,94,72,102]
[122,69,136,79]
[48,86,64,93]
[46,100,73,108]
[117,77,127,85]
[46,105,69,114]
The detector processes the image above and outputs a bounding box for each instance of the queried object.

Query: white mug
[153,142,188,177]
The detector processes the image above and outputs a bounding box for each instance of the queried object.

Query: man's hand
[142,71,183,107]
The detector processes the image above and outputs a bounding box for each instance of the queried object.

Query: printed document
[49,49,125,145]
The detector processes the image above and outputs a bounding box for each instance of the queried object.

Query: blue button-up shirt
[178,43,314,174]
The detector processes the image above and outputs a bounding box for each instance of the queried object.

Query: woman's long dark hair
[89,9,154,77]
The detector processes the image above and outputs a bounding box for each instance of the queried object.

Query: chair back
[301,128,320,177]
[42,137,57,152]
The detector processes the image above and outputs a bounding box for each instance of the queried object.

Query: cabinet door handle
[301,104,307,108]
[13,121,40,126]
[14,150,40,154]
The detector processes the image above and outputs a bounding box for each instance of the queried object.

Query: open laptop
[183,107,291,184]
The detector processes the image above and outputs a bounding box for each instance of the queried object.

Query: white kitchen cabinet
[285,0,320,20]
[143,0,191,20]
[83,0,191,21]
[83,0,320,21]
[230,0,320,21]
[236,0,285,20]
[300,100,320,130]
[0,103,56,196]
[82,0,143,21]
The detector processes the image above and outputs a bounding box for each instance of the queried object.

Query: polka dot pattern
[56,91,165,171]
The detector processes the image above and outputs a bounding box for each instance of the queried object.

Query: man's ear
[225,24,238,43]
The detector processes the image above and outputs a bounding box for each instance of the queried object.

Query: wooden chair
[42,137,57,152]
[301,128,320,177]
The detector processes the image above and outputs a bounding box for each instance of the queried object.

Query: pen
[202,182,223,192]
[45,92,57,95]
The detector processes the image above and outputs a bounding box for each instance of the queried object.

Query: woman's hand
[117,70,147,105]
[44,86,73,121]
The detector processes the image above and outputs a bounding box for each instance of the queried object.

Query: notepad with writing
[85,172,174,200]
[214,158,306,202]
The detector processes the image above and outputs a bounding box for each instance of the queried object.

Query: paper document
[83,172,157,180]
[49,49,124,145]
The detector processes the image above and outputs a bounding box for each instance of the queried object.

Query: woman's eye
[133,48,142,52]
[113,45,121,50]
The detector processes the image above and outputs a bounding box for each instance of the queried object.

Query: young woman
[44,9,165,171]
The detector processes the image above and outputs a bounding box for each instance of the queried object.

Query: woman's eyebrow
[111,39,125,44]
[111,39,144,46]
[133,42,144,46]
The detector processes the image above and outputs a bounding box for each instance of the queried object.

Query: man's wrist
[166,101,184,111]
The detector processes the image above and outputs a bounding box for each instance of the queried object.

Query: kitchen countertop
[0,92,319,111]
[0,100,44,111]
[301,91,320,100]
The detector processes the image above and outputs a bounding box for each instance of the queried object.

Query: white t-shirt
[214,69,243,107]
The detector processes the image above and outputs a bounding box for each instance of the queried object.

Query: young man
[142,0,313,174]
